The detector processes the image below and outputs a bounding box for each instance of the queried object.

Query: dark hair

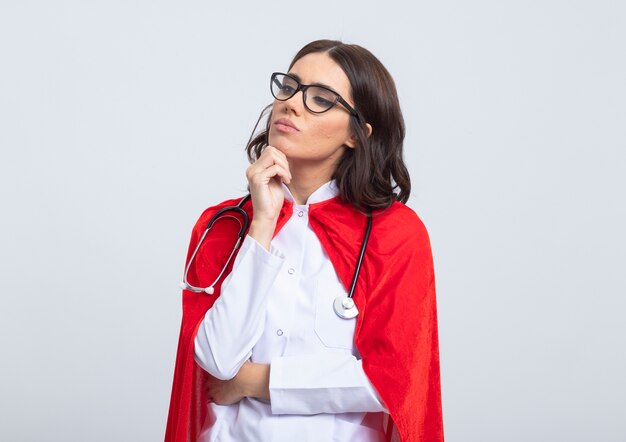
[246,39,410,211]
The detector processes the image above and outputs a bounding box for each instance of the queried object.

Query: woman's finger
[263,146,290,176]
[247,147,291,181]
[247,163,291,186]
[260,164,291,185]
[247,160,291,185]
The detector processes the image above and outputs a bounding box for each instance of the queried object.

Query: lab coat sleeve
[194,235,284,380]
[269,353,389,415]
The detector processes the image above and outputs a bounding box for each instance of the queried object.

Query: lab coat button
[277,329,284,336]
[288,268,295,275]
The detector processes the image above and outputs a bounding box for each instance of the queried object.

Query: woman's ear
[345,123,373,149]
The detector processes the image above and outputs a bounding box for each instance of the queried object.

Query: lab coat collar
[281,180,339,206]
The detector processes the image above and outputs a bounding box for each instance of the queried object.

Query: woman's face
[268,52,356,172]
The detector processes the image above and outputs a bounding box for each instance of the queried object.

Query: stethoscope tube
[180,194,372,319]
[333,213,372,319]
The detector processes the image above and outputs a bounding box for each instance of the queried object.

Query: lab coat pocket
[314,276,357,350]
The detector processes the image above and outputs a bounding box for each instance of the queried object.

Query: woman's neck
[286,163,334,205]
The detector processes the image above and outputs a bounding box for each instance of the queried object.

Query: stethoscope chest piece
[334,294,359,319]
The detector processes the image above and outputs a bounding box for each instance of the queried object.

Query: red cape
[165,196,444,441]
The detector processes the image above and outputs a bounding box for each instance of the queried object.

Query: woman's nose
[283,90,304,115]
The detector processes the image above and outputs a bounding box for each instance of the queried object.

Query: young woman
[166,39,443,442]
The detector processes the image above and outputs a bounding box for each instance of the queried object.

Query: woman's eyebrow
[288,72,338,93]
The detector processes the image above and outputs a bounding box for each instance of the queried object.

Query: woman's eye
[281,84,296,94]
[312,95,333,107]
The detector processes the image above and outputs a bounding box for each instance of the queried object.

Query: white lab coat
[194,180,388,441]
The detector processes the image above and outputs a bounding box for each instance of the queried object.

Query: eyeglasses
[270,72,361,122]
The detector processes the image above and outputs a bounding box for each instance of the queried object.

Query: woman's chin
[267,137,292,155]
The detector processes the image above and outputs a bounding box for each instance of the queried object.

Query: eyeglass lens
[271,74,338,113]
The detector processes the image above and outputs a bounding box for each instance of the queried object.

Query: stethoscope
[180,195,372,319]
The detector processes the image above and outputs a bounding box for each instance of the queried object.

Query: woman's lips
[274,118,299,133]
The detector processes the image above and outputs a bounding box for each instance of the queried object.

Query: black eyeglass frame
[270,72,362,123]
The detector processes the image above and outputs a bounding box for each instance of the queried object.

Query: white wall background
[1,1,624,441]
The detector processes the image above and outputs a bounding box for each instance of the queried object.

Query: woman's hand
[205,362,270,406]
[205,374,245,406]
[245,146,291,250]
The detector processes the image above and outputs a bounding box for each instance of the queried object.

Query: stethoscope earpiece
[179,195,251,296]
[179,281,215,295]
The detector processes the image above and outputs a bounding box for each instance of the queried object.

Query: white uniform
[194,180,388,442]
